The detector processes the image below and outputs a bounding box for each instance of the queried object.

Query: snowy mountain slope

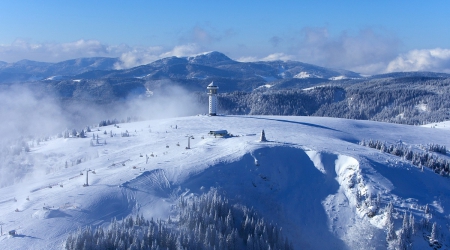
[0,52,360,92]
[0,115,449,249]
[422,120,450,130]
[0,58,119,83]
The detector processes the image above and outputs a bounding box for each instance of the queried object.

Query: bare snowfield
[1,115,449,249]
[422,120,450,130]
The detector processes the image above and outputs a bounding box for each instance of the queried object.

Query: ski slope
[0,115,449,249]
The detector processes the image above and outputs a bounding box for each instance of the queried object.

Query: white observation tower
[207,82,218,116]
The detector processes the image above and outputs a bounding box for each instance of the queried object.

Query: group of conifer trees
[360,140,449,177]
[384,202,441,249]
[385,203,417,249]
[199,76,450,125]
[64,188,293,250]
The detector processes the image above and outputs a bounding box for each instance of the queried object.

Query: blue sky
[1,1,450,74]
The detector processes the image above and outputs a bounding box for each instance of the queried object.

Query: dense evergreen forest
[64,188,293,250]
[196,76,450,125]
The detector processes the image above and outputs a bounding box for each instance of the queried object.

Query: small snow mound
[32,208,69,219]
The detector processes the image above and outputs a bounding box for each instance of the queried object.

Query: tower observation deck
[207,82,218,116]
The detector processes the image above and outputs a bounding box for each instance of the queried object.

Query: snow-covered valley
[0,115,449,249]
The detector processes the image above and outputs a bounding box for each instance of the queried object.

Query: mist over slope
[0,115,449,249]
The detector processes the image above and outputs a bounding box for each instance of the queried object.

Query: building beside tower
[207,82,218,116]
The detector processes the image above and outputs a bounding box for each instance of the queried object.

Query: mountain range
[1,51,450,126]
[1,52,450,249]
[0,52,362,86]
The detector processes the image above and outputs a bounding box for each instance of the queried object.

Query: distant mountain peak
[14,59,52,66]
[188,51,234,65]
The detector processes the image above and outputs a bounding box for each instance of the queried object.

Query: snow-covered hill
[422,120,450,130]
[0,115,449,249]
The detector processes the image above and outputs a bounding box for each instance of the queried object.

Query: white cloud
[261,53,294,62]
[291,27,400,74]
[159,44,202,58]
[235,53,294,63]
[385,48,450,73]
[113,46,163,70]
[236,56,259,62]
[2,36,450,75]
[0,40,206,69]
[0,39,115,62]
[0,85,66,142]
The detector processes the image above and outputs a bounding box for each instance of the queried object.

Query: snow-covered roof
[207,81,218,88]
[209,130,228,135]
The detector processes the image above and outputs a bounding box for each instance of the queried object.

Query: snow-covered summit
[187,51,234,66]
[0,115,449,249]
[293,71,323,79]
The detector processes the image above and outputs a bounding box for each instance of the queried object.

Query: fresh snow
[255,84,274,90]
[44,75,64,81]
[302,85,329,91]
[329,75,348,80]
[294,71,322,79]
[415,103,428,112]
[1,115,450,249]
[422,120,450,129]
[188,51,215,59]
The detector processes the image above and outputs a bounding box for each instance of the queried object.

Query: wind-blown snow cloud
[0,85,66,145]
[386,48,450,73]
[158,44,202,58]
[0,82,203,187]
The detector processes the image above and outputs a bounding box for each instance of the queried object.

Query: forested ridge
[64,188,293,250]
[197,76,450,125]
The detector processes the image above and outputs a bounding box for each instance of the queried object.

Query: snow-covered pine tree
[386,202,396,242]
[409,212,415,235]
[430,222,437,243]
[402,212,410,239]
